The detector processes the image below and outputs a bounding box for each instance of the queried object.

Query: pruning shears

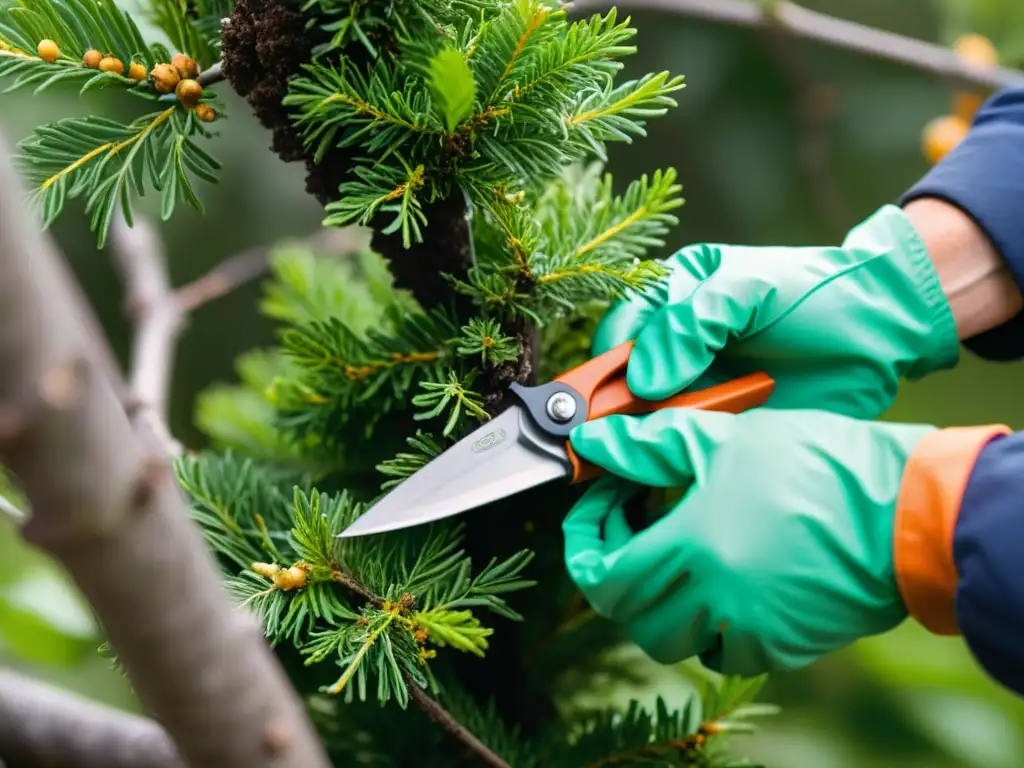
[337,341,775,538]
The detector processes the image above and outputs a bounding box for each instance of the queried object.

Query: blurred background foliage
[2,0,1024,765]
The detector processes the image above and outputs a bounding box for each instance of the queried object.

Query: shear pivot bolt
[546,392,577,423]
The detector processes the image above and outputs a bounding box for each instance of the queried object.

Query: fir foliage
[559,676,777,767]
[0,0,224,246]
[175,448,535,707]
[145,0,229,69]
[5,0,779,765]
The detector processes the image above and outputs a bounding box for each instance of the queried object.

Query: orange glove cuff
[894,424,1011,635]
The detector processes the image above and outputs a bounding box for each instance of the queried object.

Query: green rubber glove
[563,407,935,676]
[595,205,959,419]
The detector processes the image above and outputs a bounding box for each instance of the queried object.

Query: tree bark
[0,133,330,767]
[0,670,181,768]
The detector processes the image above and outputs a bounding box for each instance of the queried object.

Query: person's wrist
[856,205,960,379]
[904,198,1023,340]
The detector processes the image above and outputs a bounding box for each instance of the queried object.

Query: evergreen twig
[407,681,512,768]
[329,565,514,768]
[110,213,186,455]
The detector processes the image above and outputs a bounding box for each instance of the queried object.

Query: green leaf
[0,572,96,666]
[428,47,476,133]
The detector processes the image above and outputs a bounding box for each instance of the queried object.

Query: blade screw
[546,392,577,423]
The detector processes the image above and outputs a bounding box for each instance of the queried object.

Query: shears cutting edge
[337,340,775,539]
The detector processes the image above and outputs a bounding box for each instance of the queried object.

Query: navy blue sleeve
[901,87,1024,361]
[953,431,1024,696]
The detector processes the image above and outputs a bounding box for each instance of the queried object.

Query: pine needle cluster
[3,0,779,765]
[0,0,229,246]
[279,0,687,320]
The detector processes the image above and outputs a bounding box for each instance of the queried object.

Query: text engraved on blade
[471,428,507,454]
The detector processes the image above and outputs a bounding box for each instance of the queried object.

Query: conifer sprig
[0,0,226,245]
[274,305,465,441]
[322,160,431,247]
[565,70,685,155]
[412,369,490,436]
[286,59,444,163]
[14,107,219,246]
[285,0,684,250]
[145,0,229,69]
[456,317,521,365]
[491,7,637,109]
[450,164,681,322]
[0,0,158,77]
[561,677,777,768]
[175,450,536,707]
[301,0,396,58]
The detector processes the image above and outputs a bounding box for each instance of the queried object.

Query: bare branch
[175,243,272,312]
[175,228,364,312]
[570,0,1024,89]
[46,226,127,397]
[0,669,182,768]
[406,679,512,768]
[198,59,224,87]
[0,131,331,768]
[110,215,366,458]
[110,216,184,456]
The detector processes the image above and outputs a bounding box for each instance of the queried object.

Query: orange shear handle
[554,341,775,483]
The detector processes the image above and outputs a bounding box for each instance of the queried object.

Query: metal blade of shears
[337,404,571,538]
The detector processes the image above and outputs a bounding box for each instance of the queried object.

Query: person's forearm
[900,86,1024,360]
[904,198,1022,340]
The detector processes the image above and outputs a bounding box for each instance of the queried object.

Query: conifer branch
[573,0,1024,88]
[327,564,514,768]
[0,669,182,768]
[0,130,331,768]
[407,682,513,768]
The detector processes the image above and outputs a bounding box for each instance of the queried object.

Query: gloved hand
[562,406,936,676]
[596,205,960,419]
